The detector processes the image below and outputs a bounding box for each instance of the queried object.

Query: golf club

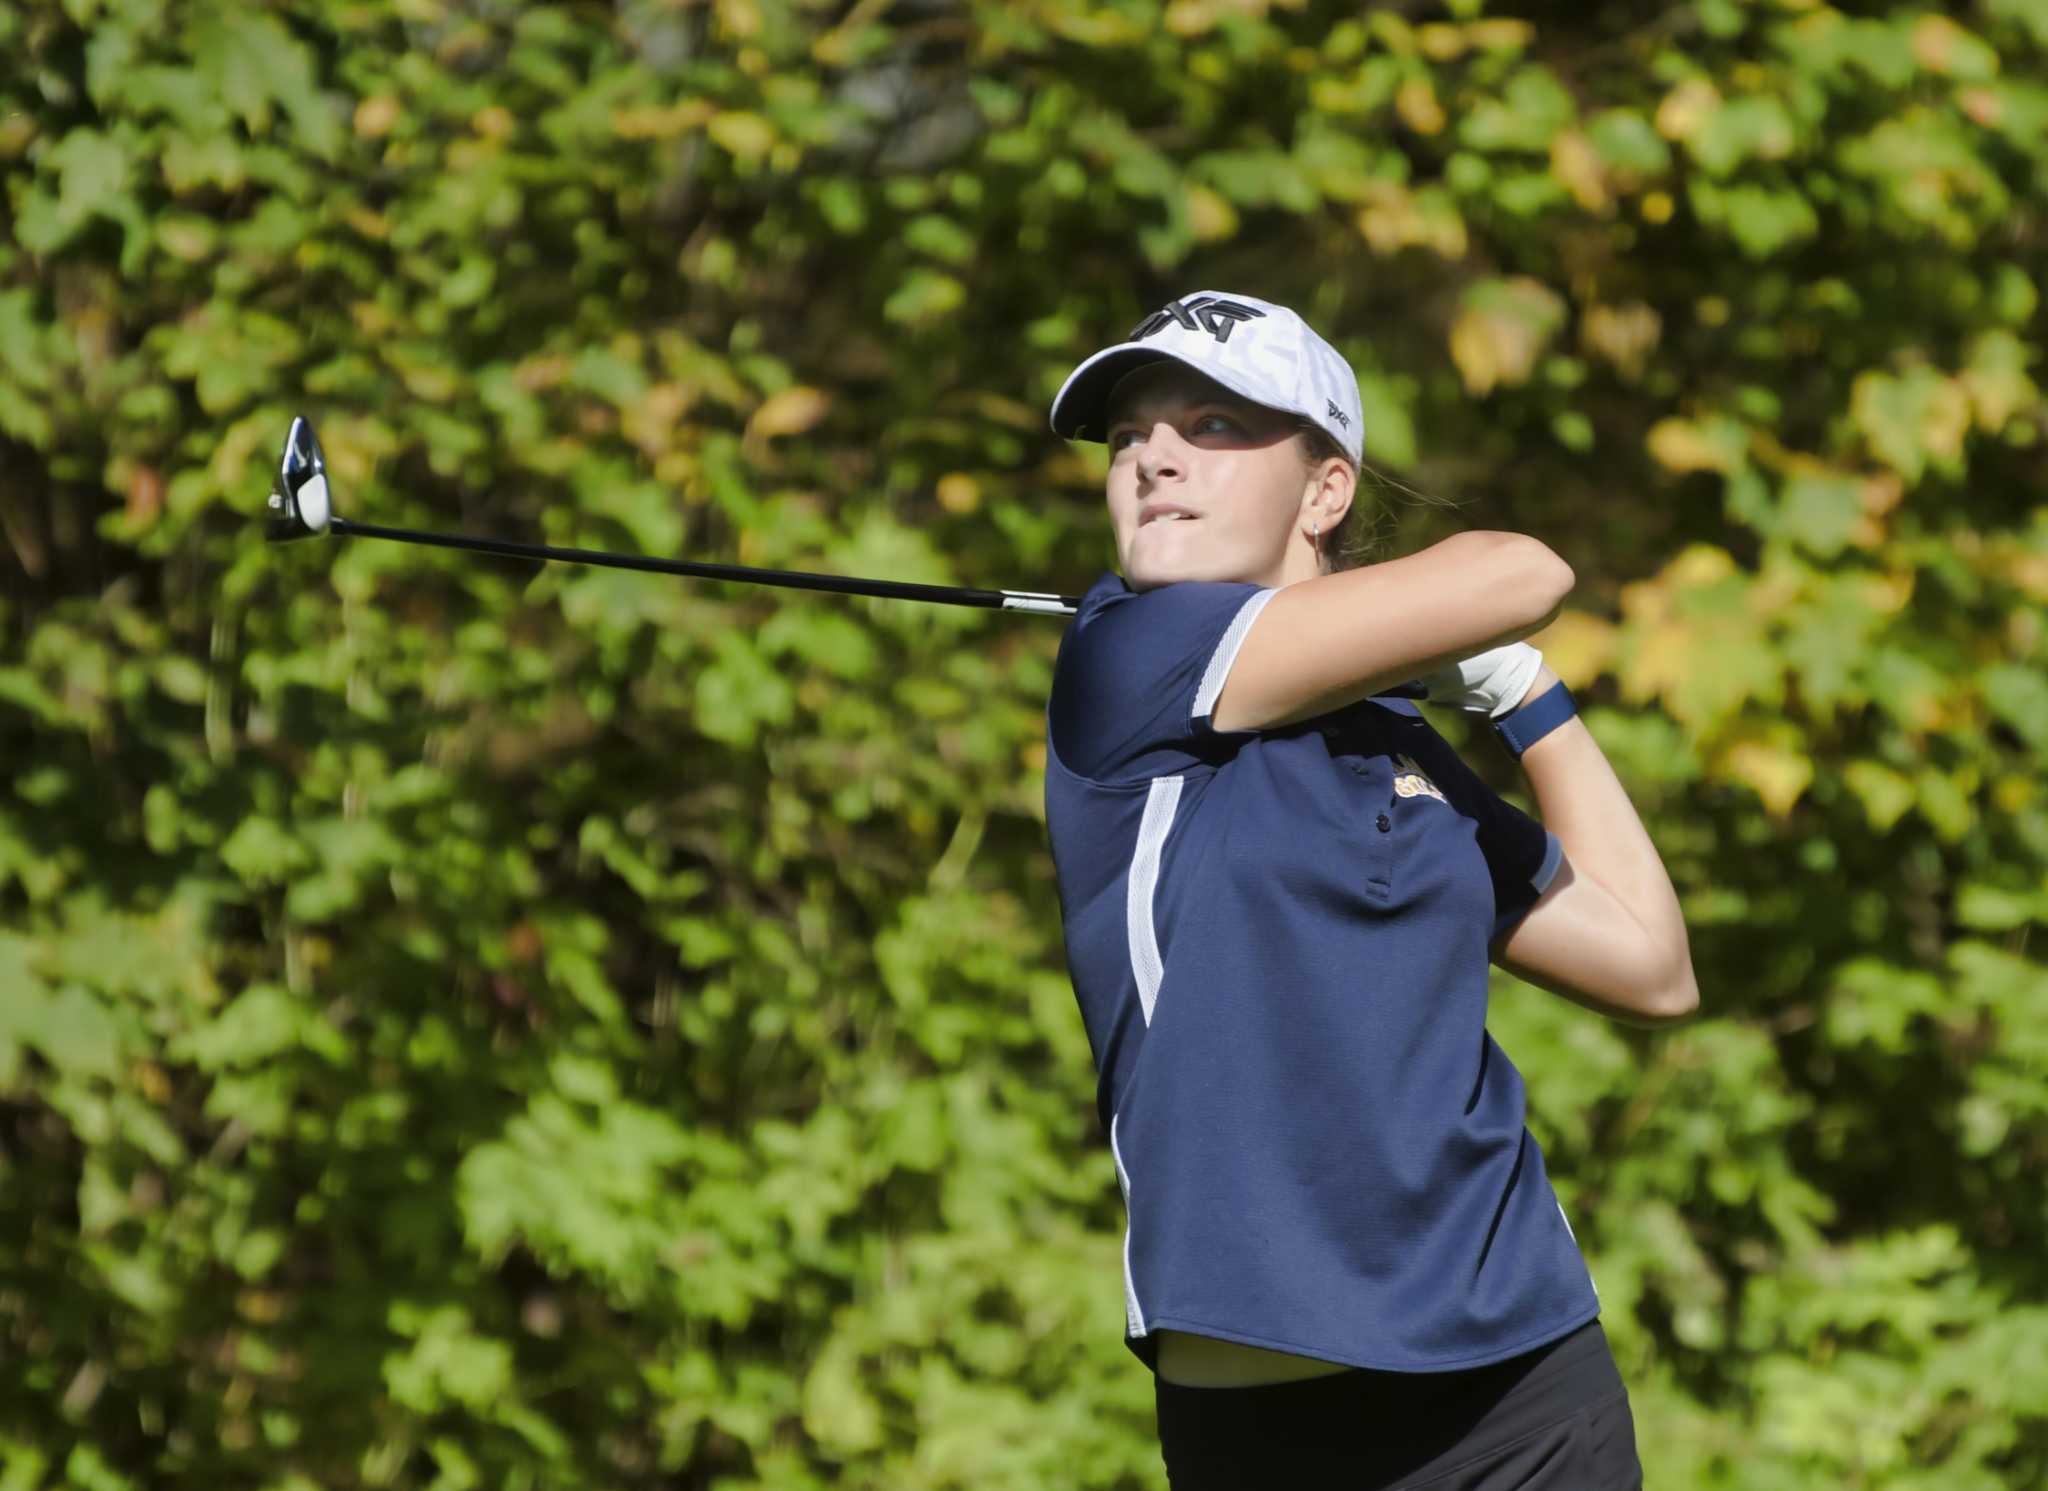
[264,415,1081,616]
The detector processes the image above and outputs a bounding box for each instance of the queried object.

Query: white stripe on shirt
[1191,588,1277,724]
[1127,775,1182,1026]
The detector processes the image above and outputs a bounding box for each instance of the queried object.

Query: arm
[1210,532,1574,732]
[1493,666,1700,1026]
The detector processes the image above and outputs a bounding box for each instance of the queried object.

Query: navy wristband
[1494,680,1577,760]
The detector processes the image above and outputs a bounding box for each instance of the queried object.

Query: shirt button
[1376,813,1392,833]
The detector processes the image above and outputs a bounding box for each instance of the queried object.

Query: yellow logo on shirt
[1393,754,1447,804]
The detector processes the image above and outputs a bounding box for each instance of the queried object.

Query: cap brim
[1048,346,1178,443]
[1049,343,1305,446]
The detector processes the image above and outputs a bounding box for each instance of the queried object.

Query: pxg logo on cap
[1128,295,1267,344]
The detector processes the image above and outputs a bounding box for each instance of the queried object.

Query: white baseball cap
[1048,291,1365,465]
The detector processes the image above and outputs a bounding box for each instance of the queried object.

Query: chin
[1121,541,1190,591]
[1123,540,1241,591]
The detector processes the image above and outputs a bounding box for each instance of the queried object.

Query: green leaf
[1585,107,1671,177]
[173,984,308,1071]
[1690,179,1819,259]
[1850,366,1970,481]
[903,214,978,266]
[1688,95,1797,176]
[1774,471,1863,558]
[1458,66,1577,153]
[693,631,798,746]
[883,268,968,327]
[29,986,123,1080]
[220,816,314,885]
[1982,662,2048,750]
[191,11,342,157]
[14,129,136,258]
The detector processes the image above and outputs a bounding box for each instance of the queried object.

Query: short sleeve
[1049,574,1275,783]
[1477,796,1564,942]
[1413,726,1564,941]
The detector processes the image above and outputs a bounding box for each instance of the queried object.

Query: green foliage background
[3,0,2045,1485]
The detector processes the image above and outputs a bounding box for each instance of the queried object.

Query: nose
[1134,422,1185,485]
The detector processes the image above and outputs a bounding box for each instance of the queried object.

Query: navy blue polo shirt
[1044,573,1599,1373]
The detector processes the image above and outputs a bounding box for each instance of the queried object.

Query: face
[1104,362,1349,591]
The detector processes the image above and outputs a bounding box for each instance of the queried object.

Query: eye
[1108,427,1143,450]
[1191,413,1239,436]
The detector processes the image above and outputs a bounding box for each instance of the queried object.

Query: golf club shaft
[327,516,1080,615]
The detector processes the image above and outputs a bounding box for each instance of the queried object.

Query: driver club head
[266,415,333,542]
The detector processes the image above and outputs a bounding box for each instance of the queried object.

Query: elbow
[1461,531,1575,632]
[1630,966,1700,1028]
[1526,540,1575,629]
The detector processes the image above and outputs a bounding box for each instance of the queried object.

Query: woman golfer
[1042,292,1696,1488]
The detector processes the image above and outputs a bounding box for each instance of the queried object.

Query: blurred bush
[0,1,2043,1486]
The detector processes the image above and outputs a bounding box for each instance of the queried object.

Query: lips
[1138,504,1198,527]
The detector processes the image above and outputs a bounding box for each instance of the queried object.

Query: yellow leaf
[1959,87,2002,127]
[1582,302,1661,380]
[1396,78,1446,136]
[655,450,696,490]
[1911,14,1992,76]
[1958,331,2038,432]
[1467,19,1534,51]
[1860,472,1905,518]
[612,101,714,140]
[1860,570,1914,616]
[354,94,401,138]
[624,383,696,459]
[513,353,571,392]
[746,386,832,441]
[396,360,460,404]
[1186,184,1239,242]
[1447,278,1565,396]
[1646,417,1744,475]
[0,112,36,159]
[2005,546,2048,602]
[1655,78,1721,142]
[1549,130,1610,213]
[157,217,215,262]
[1993,772,2035,815]
[1617,615,1695,706]
[344,206,391,241]
[1844,761,1914,832]
[1615,544,1741,713]
[708,111,775,161]
[1163,0,1222,36]
[1528,611,1617,689]
[935,473,981,514]
[1921,377,1972,464]
[1418,23,1466,60]
[952,391,1042,429]
[812,0,893,65]
[1718,734,1813,817]
[716,0,762,40]
[1666,544,1740,589]
[1356,182,1466,259]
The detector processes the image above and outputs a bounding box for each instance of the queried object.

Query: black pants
[1153,1320,1641,1489]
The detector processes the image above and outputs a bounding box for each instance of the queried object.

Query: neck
[1251,540,1325,590]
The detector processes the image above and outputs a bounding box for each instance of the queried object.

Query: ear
[1302,458,1356,532]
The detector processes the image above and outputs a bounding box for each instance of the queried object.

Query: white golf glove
[1420,642,1546,719]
